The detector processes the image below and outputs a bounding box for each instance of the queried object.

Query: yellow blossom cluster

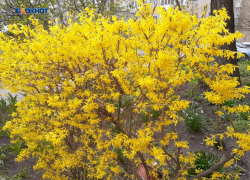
[0,1,250,179]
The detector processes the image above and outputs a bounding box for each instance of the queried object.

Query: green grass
[238,61,250,77]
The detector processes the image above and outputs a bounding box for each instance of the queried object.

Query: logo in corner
[16,8,49,14]
[20,8,26,14]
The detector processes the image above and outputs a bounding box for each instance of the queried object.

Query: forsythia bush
[0,1,250,179]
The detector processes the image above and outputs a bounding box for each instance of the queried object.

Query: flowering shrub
[0,1,250,179]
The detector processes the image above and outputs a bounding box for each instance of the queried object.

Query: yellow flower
[106,104,116,113]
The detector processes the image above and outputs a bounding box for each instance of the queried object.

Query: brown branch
[216,104,220,132]
[161,90,166,140]
[118,94,121,121]
[97,106,127,135]
[187,153,237,180]
[136,7,146,19]
[176,147,181,173]
[164,150,178,164]
[164,156,177,175]
[174,162,188,180]
[151,2,157,16]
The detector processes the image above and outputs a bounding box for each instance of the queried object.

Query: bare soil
[175,83,250,179]
[0,110,43,180]
[0,153,43,179]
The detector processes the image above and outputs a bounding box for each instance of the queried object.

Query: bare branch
[175,0,182,11]
[187,153,237,180]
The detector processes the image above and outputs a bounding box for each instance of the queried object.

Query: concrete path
[0,88,24,104]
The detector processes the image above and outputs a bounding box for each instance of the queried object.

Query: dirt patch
[0,109,43,180]
[0,137,10,146]
[1,153,43,179]
[175,83,250,179]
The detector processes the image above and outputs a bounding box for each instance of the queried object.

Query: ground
[0,108,43,180]
[176,82,250,180]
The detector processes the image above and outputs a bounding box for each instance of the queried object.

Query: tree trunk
[175,0,182,11]
[211,0,241,85]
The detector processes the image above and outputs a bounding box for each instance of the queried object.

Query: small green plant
[202,120,216,132]
[115,96,132,109]
[231,120,249,133]
[220,110,231,122]
[193,95,204,102]
[244,81,250,86]
[0,97,7,109]
[123,96,132,108]
[0,144,12,154]
[205,100,213,105]
[0,166,30,180]
[0,153,6,168]
[190,77,198,84]
[181,103,204,132]
[6,93,18,113]
[151,109,161,119]
[140,107,164,124]
[111,127,121,135]
[235,164,246,173]
[141,111,149,124]
[222,99,237,107]
[0,144,11,168]
[113,147,127,164]
[236,111,250,120]
[188,150,223,178]
[11,140,27,156]
[0,116,11,137]
[185,78,198,99]
[239,61,250,77]
[18,167,28,179]
[242,76,250,86]
[0,128,10,137]
[0,140,26,157]
[185,86,197,99]
[214,138,226,150]
[152,141,161,147]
